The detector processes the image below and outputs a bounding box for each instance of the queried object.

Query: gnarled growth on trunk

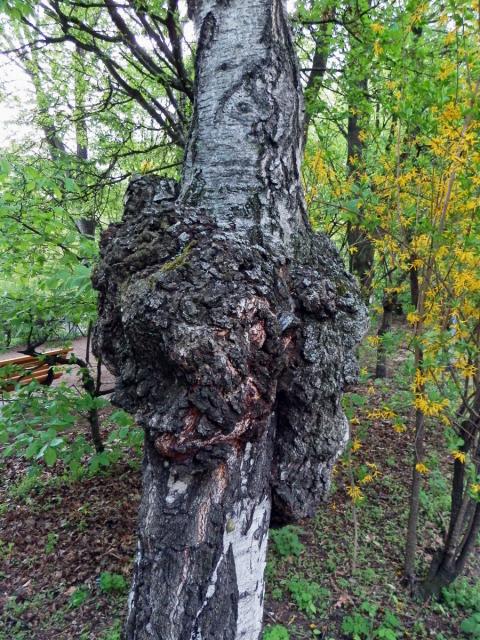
[93,1,367,638]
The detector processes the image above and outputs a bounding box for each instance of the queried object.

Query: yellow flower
[438,61,456,80]
[410,258,423,269]
[347,485,364,503]
[140,159,155,174]
[366,462,380,477]
[471,484,480,496]
[407,312,420,325]
[371,22,384,33]
[349,245,359,254]
[360,474,374,485]
[351,439,362,453]
[413,368,428,392]
[416,463,429,474]
[367,408,396,421]
[457,363,477,379]
[350,417,360,426]
[414,395,449,417]
[367,335,380,346]
[444,31,456,45]
[441,101,461,122]
[374,40,383,56]
[452,450,466,463]
[393,423,407,434]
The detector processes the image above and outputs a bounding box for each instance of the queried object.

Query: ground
[0,322,478,639]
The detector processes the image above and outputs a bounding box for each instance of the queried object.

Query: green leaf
[43,447,57,467]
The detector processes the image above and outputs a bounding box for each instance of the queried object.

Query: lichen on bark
[93,1,367,638]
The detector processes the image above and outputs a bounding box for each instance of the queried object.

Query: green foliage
[0,0,33,20]
[0,538,14,560]
[0,156,99,350]
[263,625,290,640]
[270,526,304,558]
[341,604,403,640]
[99,620,123,640]
[419,469,451,526]
[1,382,97,472]
[8,466,42,499]
[442,579,480,614]
[341,613,373,640]
[461,613,480,637]
[68,586,90,609]
[44,532,59,554]
[98,572,128,594]
[271,586,283,601]
[286,578,329,617]
[0,382,141,477]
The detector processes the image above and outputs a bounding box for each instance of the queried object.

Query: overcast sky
[0,54,34,149]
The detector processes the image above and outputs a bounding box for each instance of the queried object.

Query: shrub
[286,578,329,617]
[99,572,128,594]
[263,625,290,640]
[270,526,304,558]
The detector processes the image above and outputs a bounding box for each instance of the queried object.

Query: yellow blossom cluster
[367,407,396,421]
[455,357,477,379]
[346,484,364,503]
[415,462,430,474]
[351,439,362,453]
[414,395,450,417]
[371,22,384,34]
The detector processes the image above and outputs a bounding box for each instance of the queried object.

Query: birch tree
[93,1,367,638]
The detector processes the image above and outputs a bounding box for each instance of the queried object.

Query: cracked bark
[93,1,367,638]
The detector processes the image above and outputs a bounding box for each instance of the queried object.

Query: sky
[0,55,34,148]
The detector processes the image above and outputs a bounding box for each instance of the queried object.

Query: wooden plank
[1,371,62,392]
[4,366,50,383]
[0,348,72,368]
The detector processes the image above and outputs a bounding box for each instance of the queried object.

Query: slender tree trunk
[421,389,480,598]
[375,291,395,378]
[404,406,425,585]
[93,2,367,638]
[303,5,336,144]
[409,261,419,308]
[73,45,97,238]
[346,88,374,304]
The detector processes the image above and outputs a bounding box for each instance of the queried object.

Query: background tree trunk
[375,290,396,378]
[93,1,367,638]
[346,85,374,304]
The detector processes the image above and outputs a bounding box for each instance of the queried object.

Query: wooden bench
[0,348,72,392]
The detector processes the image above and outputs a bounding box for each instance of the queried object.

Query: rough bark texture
[93,2,367,638]
[346,104,374,304]
[375,290,395,379]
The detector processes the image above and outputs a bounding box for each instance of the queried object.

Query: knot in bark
[93,175,368,521]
